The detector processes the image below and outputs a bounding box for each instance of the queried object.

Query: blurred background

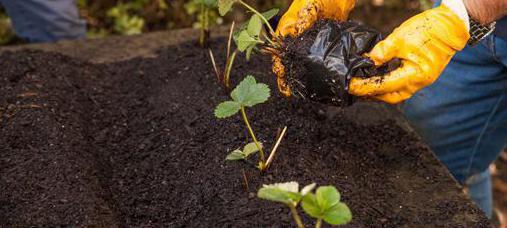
[0,0,431,46]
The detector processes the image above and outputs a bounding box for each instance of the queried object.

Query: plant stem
[199,3,205,47]
[264,126,287,170]
[262,33,277,46]
[227,21,235,60]
[205,7,209,34]
[208,49,221,81]
[289,204,305,228]
[224,50,237,88]
[240,106,266,168]
[315,219,322,228]
[239,0,276,36]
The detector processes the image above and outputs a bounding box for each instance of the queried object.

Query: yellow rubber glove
[276,0,355,37]
[349,5,470,104]
[273,0,355,96]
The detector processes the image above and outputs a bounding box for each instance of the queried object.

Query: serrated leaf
[235,30,258,52]
[214,101,241,118]
[243,142,262,157]
[316,186,340,210]
[322,203,352,225]
[247,14,262,37]
[257,186,302,205]
[218,0,236,16]
[243,83,270,107]
[261,8,279,20]
[226,149,246,160]
[230,75,255,102]
[230,75,270,107]
[301,193,321,218]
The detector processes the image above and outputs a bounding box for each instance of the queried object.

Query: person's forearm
[464,0,507,24]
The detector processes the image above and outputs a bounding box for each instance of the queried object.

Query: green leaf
[243,142,262,157]
[261,8,279,21]
[301,193,321,218]
[301,183,316,196]
[265,181,299,193]
[316,186,341,210]
[203,0,218,8]
[226,149,245,160]
[214,101,241,118]
[218,0,236,16]
[322,203,352,225]
[257,186,302,205]
[247,14,262,37]
[243,83,270,107]
[235,30,258,52]
[231,75,256,102]
[302,186,352,226]
[230,75,270,107]
[245,45,255,61]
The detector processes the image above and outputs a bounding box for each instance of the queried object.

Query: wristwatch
[468,18,496,46]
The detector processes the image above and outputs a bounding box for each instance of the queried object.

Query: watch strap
[468,18,496,46]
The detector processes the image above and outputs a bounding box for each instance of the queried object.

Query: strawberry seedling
[209,0,280,88]
[214,75,287,172]
[185,0,221,48]
[258,182,352,228]
[225,142,262,161]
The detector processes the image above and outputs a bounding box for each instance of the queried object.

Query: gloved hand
[273,0,355,96]
[276,0,355,37]
[349,4,470,104]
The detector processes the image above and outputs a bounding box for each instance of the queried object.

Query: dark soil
[0,38,490,227]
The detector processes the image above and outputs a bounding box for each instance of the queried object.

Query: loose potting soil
[280,20,398,106]
[0,38,489,227]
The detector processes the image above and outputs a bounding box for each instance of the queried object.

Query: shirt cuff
[442,0,470,31]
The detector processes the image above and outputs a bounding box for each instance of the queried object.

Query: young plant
[226,142,262,161]
[214,75,287,171]
[258,182,352,228]
[209,22,237,88]
[301,186,352,227]
[209,0,280,88]
[185,0,221,47]
[258,182,316,228]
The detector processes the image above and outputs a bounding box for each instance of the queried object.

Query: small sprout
[258,182,316,228]
[258,182,352,228]
[208,22,236,87]
[214,76,287,172]
[226,142,262,161]
[302,186,352,227]
[210,0,279,88]
[185,0,221,47]
[214,75,270,118]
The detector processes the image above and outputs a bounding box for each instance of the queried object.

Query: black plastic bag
[282,20,388,106]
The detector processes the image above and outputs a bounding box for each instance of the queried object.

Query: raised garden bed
[0,32,490,227]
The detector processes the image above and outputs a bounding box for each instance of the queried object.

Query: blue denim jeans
[401,34,507,218]
[0,0,86,43]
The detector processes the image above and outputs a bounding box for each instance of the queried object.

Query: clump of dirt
[279,20,398,106]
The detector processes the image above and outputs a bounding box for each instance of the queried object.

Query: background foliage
[0,0,431,45]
